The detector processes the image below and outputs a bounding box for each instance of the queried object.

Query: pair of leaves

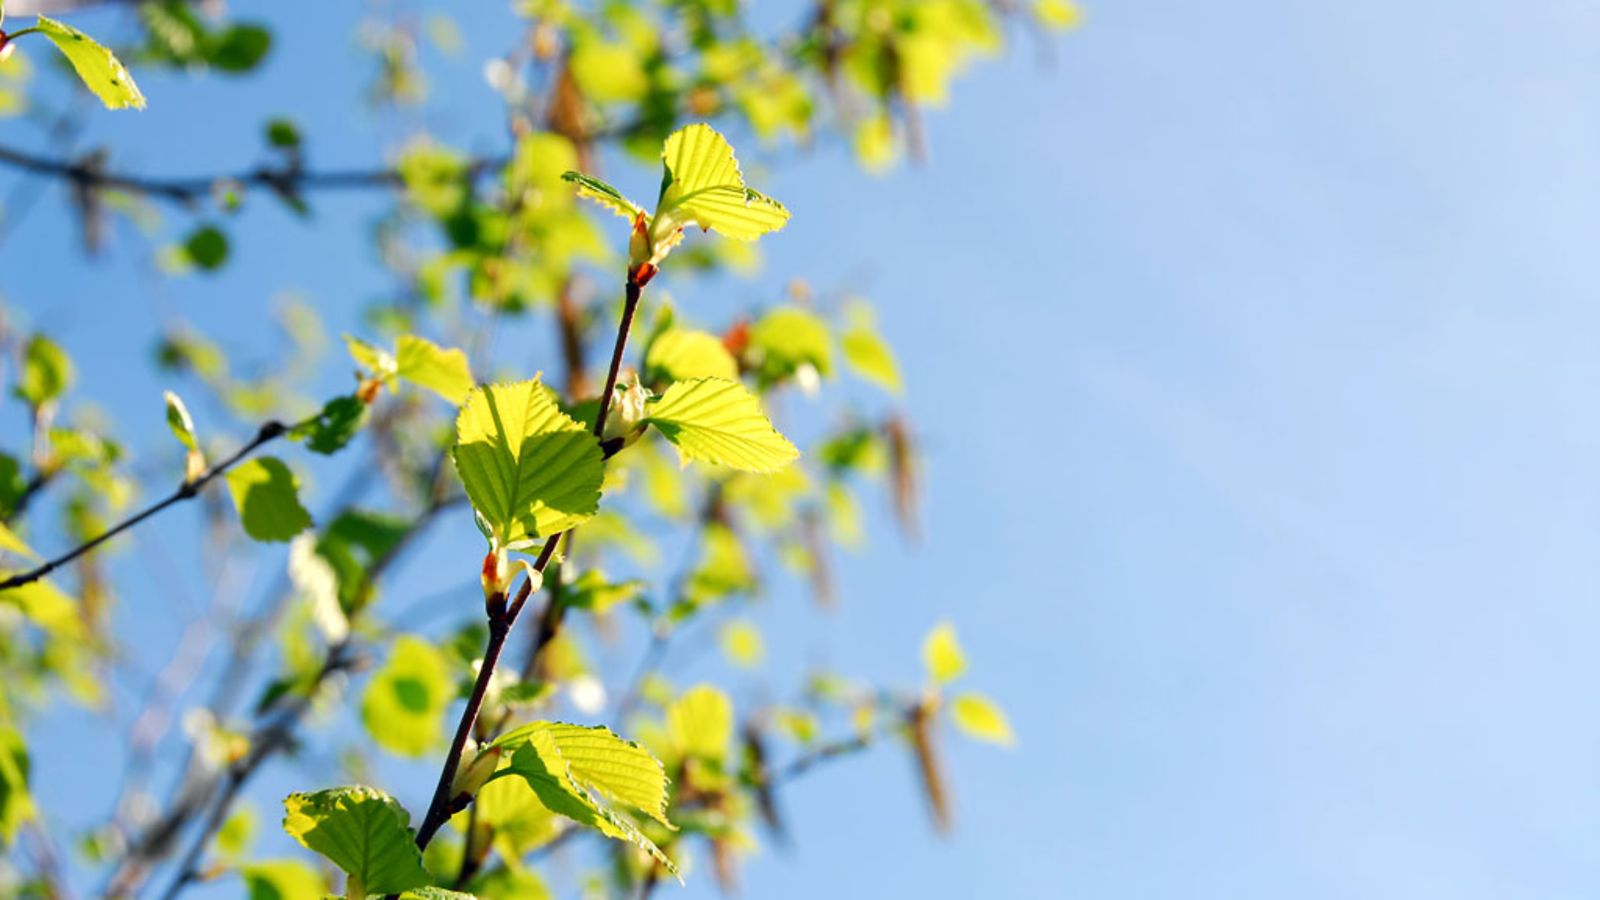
[564,124,789,271]
[921,622,1015,746]
[484,721,678,877]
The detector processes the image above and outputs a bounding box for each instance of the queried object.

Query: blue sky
[6,0,1600,897]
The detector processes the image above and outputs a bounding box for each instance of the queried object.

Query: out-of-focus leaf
[667,684,733,763]
[361,635,451,758]
[949,691,1014,746]
[395,334,473,405]
[922,622,966,685]
[16,334,72,406]
[224,457,311,542]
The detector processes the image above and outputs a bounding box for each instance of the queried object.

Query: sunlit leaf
[453,380,604,545]
[922,621,966,685]
[35,15,146,110]
[644,328,739,383]
[667,684,733,763]
[396,334,473,405]
[655,123,789,242]
[281,785,431,896]
[646,377,798,473]
[16,334,72,406]
[163,390,199,451]
[949,691,1014,746]
[561,171,644,221]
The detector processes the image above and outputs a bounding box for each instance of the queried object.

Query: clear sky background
[6,1,1600,897]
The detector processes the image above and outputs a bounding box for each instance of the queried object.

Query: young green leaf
[667,684,733,763]
[654,123,789,242]
[560,171,644,221]
[239,860,325,899]
[839,304,902,393]
[949,691,1015,746]
[361,635,451,757]
[395,334,473,405]
[224,457,312,542]
[922,622,967,685]
[488,723,677,877]
[281,786,431,896]
[453,380,604,545]
[645,377,799,473]
[644,328,739,383]
[34,15,147,110]
[162,390,199,451]
[16,334,73,407]
[295,395,367,455]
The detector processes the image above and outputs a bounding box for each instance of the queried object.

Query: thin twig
[0,418,300,592]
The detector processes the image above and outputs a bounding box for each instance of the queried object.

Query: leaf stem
[0,418,297,592]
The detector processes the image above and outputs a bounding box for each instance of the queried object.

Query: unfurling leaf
[280,786,431,896]
[162,390,198,451]
[646,378,798,473]
[561,171,644,221]
[224,457,311,542]
[922,622,966,685]
[453,380,604,545]
[949,691,1015,746]
[655,123,790,242]
[34,15,146,110]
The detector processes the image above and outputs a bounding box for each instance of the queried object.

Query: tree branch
[0,418,298,592]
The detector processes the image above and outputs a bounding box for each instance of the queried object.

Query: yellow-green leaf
[949,691,1014,746]
[645,377,798,473]
[489,723,677,876]
[281,786,431,896]
[922,621,966,685]
[667,684,733,762]
[361,635,451,757]
[719,619,764,669]
[224,457,311,542]
[839,304,901,393]
[240,859,326,898]
[16,334,72,406]
[35,15,146,110]
[1036,0,1084,29]
[395,335,473,405]
[644,328,739,383]
[452,380,604,545]
[655,123,789,241]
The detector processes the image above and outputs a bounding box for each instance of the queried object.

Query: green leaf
[225,457,312,542]
[489,723,677,876]
[209,23,271,72]
[949,691,1015,746]
[453,380,604,545]
[361,635,451,758]
[295,395,367,455]
[345,334,397,381]
[240,859,325,899]
[839,304,901,393]
[0,725,33,843]
[182,224,230,270]
[645,377,798,473]
[654,123,789,241]
[266,117,302,149]
[216,806,256,857]
[35,15,146,110]
[749,307,832,382]
[667,684,733,762]
[561,171,644,221]
[163,390,199,451]
[644,328,738,383]
[16,334,73,406]
[395,335,473,405]
[282,786,431,896]
[922,622,966,685]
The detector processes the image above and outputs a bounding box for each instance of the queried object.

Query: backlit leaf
[281,786,431,896]
[667,684,733,762]
[645,377,798,473]
[949,691,1014,746]
[396,335,473,405]
[655,123,789,241]
[16,334,72,406]
[35,15,146,110]
[644,328,738,383]
[922,622,966,685]
[561,171,643,221]
[240,859,325,899]
[163,390,199,451]
[453,380,604,544]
